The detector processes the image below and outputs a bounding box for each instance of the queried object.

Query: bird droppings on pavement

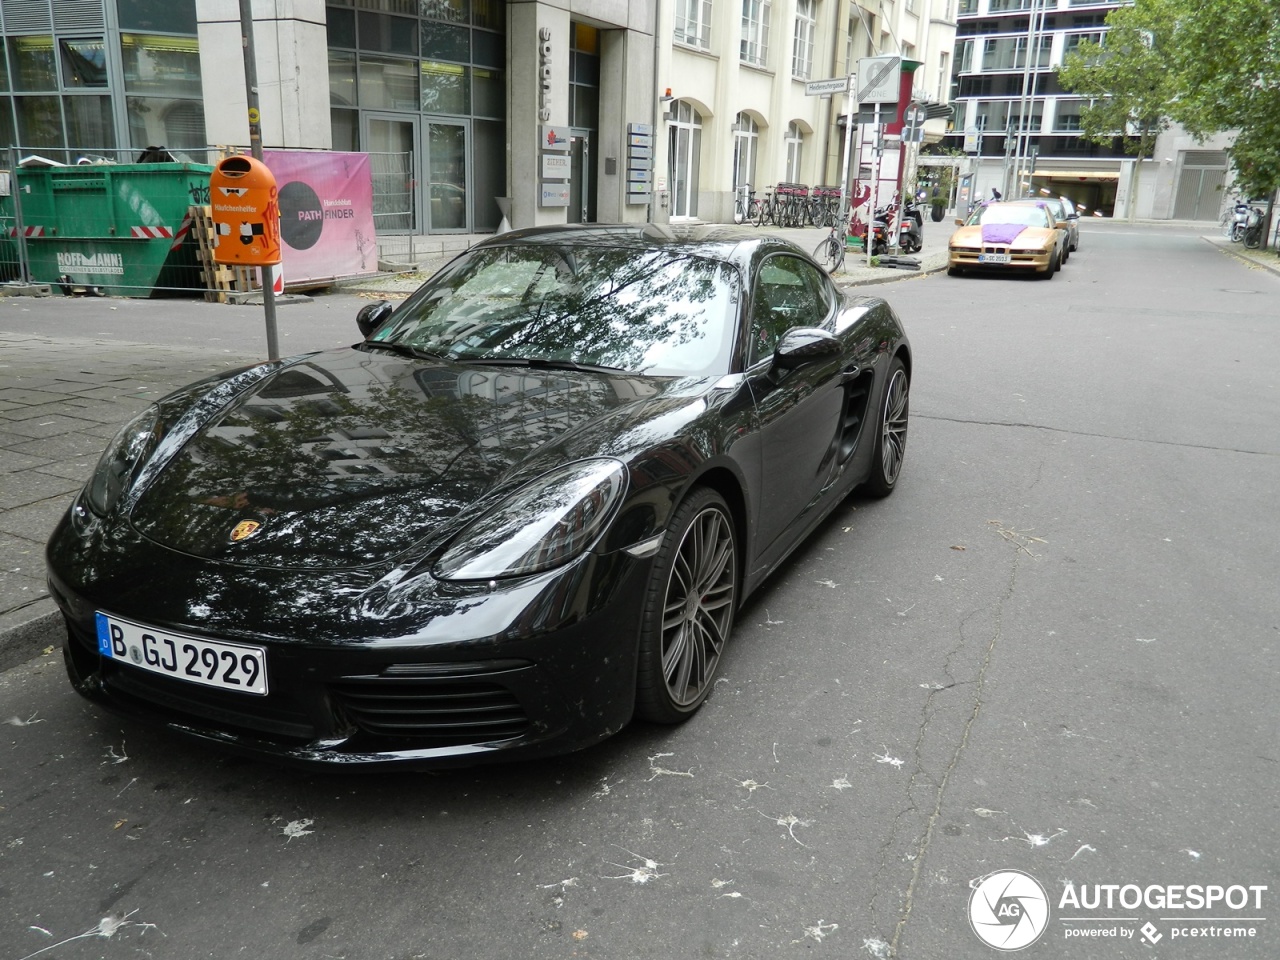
[602,848,666,884]
[647,752,694,780]
[758,810,812,847]
[281,818,315,840]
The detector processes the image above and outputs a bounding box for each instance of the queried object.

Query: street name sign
[805,76,851,97]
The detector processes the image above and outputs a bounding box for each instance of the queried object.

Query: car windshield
[967,204,1052,229]
[369,244,741,377]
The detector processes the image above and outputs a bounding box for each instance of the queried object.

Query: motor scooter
[898,197,924,254]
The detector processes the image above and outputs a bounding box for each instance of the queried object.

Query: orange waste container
[209,156,281,266]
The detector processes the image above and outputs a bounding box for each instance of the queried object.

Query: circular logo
[278,180,324,250]
[968,869,1050,951]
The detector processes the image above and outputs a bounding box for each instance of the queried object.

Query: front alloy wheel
[636,488,738,723]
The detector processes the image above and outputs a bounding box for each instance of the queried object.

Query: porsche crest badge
[230,519,262,542]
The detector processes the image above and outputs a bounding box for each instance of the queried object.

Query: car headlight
[434,459,628,581]
[83,406,163,517]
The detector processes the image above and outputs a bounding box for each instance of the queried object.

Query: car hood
[128,347,683,569]
[950,225,1055,248]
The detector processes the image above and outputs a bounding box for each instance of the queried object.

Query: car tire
[947,265,964,277]
[1039,248,1059,279]
[635,487,739,724]
[861,358,909,498]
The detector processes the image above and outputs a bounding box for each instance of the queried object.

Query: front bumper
[48,542,649,771]
[949,247,1051,272]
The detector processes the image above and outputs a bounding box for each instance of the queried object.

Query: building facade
[0,0,966,238]
[942,0,1231,220]
[656,0,958,224]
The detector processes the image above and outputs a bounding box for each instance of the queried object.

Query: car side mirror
[356,300,393,338]
[955,217,965,226]
[772,327,841,372]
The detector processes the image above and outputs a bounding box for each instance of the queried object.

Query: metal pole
[839,74,856,221]
[9,147,32,284]
[867,103,881,269]
[238,0,280,361]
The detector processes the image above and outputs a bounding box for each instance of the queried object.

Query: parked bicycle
[734,183,761,225]
[812,208,852,274]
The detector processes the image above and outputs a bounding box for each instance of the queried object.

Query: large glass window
[120,34,202,97]
[981,35,1050,71]
[330,51,357,106]
[675,0,713,50]
[117,0,198,35]
[15,95,62,147]
[60,39,107,88]
[741,0,770,67]
[359,12,418,56]
[359,55,419,110]
[421,61,469,115]
[64,95,114,149]
[8,37,58,92]
[792,0,815,79]
[127,96,206,149]
[570,23,599,130]
[421,20,469,61]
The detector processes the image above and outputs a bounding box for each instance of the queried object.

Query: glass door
[425,120,470,233]
[364,114,420,234]
[668,102,702,220]
[569,132,594,224]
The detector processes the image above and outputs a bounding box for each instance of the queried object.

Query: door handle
[839,363,861,383]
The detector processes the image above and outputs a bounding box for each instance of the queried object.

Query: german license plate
[979,252,1011,264]
[95,612,268,695]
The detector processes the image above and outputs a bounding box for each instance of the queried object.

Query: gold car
[948,202,1064,279]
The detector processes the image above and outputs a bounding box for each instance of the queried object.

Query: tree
[1165,0,1280,201]
[1059,0,1280,238]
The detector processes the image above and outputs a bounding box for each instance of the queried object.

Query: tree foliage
[1056,0,1178,161]
[1058,0,1280,197]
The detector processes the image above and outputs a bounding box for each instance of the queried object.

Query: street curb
[0,605,61,674]
[1201,235,1280,279]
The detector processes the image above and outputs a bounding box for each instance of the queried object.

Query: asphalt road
[1,222,1277,960]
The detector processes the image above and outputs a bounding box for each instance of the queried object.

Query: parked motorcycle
[1242,205,1265,249]
[898,197,924,254]
[1229,201,1253,242]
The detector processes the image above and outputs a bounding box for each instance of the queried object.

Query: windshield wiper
[463,356,625,374]
[360,341,449,362]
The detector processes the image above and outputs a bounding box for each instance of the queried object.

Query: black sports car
[46,224,911,769]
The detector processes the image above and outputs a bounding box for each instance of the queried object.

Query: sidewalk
[341,219,954,299]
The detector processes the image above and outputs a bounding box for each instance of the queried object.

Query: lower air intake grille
[329,678,530,746]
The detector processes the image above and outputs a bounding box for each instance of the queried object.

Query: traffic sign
[903,101,926,143]
[856,56,900,104]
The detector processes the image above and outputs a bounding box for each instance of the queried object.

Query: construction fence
[1,145,418,298]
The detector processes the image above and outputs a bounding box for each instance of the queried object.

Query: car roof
[469,222,810,274]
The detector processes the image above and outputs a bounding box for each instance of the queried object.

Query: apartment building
[943,0,1231,219]
[657,0,958,223]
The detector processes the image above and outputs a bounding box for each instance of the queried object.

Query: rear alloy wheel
[636,488,738,724]
[862,358,909,498]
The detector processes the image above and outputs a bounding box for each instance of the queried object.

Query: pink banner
[262,150,377,284]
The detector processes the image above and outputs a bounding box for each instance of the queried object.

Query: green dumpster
[13,162,213,297]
